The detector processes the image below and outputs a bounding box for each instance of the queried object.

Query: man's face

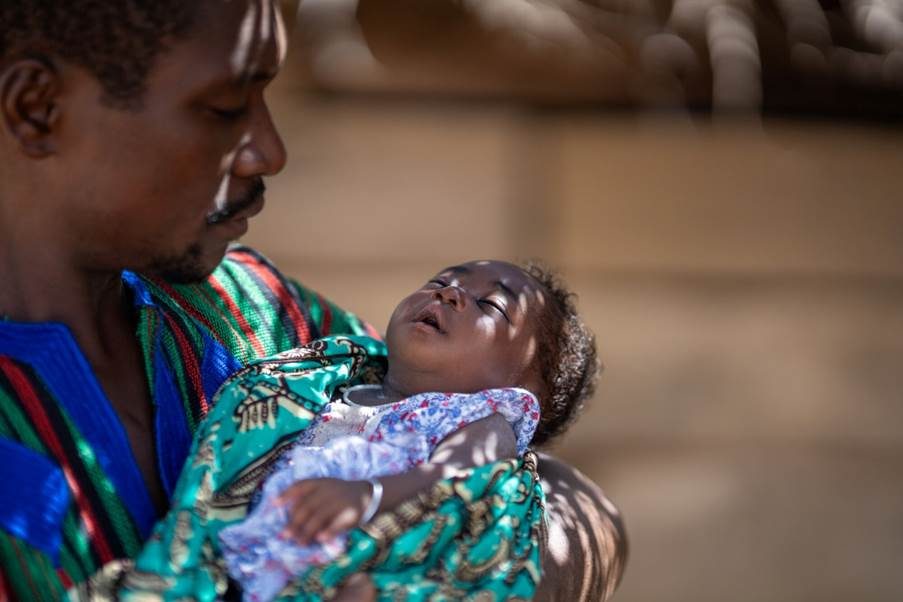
[385,260,546,396]
[58,0,287,281]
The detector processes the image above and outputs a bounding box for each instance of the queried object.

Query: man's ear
[0,59,61,158]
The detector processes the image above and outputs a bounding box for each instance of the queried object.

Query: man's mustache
[205,179,266,225]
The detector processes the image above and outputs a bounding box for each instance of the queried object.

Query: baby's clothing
[219,387,539,602]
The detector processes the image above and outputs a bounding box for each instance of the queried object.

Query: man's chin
[144,242,224,284]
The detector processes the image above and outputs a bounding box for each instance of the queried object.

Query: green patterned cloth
[112,335,544,601]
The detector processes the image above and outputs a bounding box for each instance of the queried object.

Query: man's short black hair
[523,262,600,447]
[0,1,199,108]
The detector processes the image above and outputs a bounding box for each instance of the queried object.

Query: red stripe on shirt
[207,275,266,357]
[230,250,312,345]
[316,294,333,336]
[364,322,381,339]
[56,568,73,590]
[0,358,116,565]
[148,278,219,337]
[160,313,209,417]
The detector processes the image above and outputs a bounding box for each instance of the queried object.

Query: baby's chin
[387,367,518,399]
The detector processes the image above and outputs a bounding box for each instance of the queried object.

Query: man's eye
[209,105,250,121]
[426,279,447,288]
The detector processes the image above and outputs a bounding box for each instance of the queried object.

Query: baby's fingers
[280,483,322,540]
[293,501,337,545]
[284,499,315,537]
[317,509,358,543]
[276,481,314,506]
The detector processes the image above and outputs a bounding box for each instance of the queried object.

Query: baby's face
[385,260,546,397]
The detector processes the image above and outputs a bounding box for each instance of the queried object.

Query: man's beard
[144,178,265,283]
[145,242,210,284]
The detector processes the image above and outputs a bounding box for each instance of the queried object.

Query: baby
[218,260,599,601]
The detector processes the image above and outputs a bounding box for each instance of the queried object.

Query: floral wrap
[114,336,545,602]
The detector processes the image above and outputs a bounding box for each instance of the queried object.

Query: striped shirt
[0,247,375,600]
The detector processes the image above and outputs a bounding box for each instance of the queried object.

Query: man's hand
[277,478,372,545]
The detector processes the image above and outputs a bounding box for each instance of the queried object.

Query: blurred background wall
[246,2,903,600]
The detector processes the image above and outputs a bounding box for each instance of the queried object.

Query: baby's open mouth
[414,307,445,333]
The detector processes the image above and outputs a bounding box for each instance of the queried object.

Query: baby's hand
[276,478,372,545]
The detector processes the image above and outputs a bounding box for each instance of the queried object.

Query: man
[0,1,625,599]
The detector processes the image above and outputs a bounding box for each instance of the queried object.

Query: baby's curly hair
[522,262,600,447]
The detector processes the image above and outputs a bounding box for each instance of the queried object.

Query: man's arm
[534,453,628,601]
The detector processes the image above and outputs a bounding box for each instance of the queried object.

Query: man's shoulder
[148,246,317,359]
[211,245,293,289]
[143,246,376,361]
[207,245,304,305]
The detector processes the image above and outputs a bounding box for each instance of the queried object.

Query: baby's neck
[343,383,404,407]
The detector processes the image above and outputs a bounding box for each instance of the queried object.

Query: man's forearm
[534,453,628,601]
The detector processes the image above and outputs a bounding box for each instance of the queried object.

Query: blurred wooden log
[290,0,903,117]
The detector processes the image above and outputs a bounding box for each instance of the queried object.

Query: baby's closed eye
[478,298,509,321]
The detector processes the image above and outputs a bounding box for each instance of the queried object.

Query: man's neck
[1,229,170,513]
[0,235,135,368]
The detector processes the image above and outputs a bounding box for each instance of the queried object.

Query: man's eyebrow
[228,69,278,87]
[244,69,278,84]
[202,70,277,94]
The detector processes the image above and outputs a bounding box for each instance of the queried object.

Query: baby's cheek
[505,334,539,380]
[475,315,498,338]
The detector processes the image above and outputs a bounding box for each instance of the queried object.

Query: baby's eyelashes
[478,298,510,322]
[424,278,512,322]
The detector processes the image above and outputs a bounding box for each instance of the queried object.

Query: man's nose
[433,285,467,310]
[232,102,287,178]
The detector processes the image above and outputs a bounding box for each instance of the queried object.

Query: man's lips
[206,179,266,225]
[229,194,265,221]
[207,197,264,240]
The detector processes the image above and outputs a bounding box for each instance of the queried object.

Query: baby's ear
[1,59,62,158]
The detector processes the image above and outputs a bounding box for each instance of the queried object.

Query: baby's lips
[412,303,446,333]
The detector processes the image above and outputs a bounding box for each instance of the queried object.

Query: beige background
[243,36,903,601]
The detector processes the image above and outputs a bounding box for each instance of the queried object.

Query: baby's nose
[434,285,466,309]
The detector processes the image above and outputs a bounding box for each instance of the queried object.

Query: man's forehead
[166,0,286,85]
[224,0,287,79]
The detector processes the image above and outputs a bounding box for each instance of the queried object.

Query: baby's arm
[278,413,517,545]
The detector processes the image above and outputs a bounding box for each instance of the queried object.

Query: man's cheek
[167,158,224,211]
